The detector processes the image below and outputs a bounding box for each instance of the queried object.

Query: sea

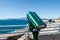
[0,19,28,34]
[0,26,27,34]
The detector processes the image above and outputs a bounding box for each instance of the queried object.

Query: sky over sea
[0,0,60,19]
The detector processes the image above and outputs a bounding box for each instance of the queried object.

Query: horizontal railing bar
[0,25,28,27]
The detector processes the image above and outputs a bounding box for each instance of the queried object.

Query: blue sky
[0,0,60,19]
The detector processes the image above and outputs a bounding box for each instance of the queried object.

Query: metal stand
[25,26,30,40]
[25,31,30,40]
[32,29,39,40]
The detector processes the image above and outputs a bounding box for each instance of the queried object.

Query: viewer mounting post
[27,12,47,40]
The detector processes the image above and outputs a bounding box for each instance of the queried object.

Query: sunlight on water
[0,25,27,34]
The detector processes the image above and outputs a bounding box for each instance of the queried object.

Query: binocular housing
[27,12,46,31]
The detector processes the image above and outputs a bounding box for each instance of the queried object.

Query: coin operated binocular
[27,12,47,40]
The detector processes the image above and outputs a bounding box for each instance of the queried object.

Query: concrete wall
[38,33,60,40]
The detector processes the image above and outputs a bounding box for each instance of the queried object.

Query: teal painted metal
[32,29,39,40]
[27,12,46,29]
[27,11,46,40]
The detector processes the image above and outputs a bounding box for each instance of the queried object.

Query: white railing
[39,23,60,34]
[0,25,28,27]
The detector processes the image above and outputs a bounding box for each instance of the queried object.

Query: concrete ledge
[38,33,60,40]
